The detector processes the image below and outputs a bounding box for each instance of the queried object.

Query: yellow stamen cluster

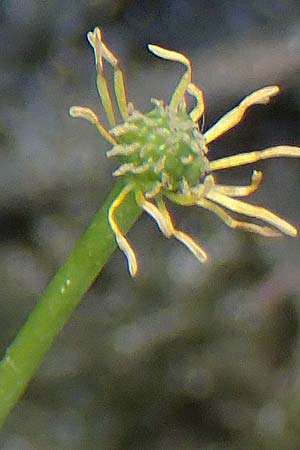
[70,26,300,276]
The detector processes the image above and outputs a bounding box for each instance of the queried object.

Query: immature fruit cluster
[108,101,209,196]
[70,26,300,276]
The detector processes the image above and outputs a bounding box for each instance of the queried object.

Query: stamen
[136,191,172,237]
[173,230,208,262]
[87,28,103,72]
[147,44,191,111]
[206,191,297,236]
[69,106,116,145]
[114,69,128,120]
[115,234,138,277]
[212,170,262,197]
[98,40,118,67]
[148,45,191,69]
[209,146,300,171]
[108,183,138,277]
[204,86,280,144]
[187,82,205,123]
[197,197,281,237]
[242,86,279,107]
[156,196,208,263]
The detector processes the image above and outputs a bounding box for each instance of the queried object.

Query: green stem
[0,181,141,428]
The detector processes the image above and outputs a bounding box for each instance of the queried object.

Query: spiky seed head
[109,103,209,194]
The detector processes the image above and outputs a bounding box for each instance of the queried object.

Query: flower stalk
[0,181,141,427]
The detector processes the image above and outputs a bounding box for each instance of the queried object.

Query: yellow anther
[204,86,280,144]
[87,27,103,72]
[212,170,262,197]
[209,146,300,172]
[148,45,191,70]
[148,44,192,111]
[205,190,297,237]
[156,196,207,262]
[69,106,116,145]
[108,184,138,277]
[187,83,205,123]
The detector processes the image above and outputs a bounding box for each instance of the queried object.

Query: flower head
[70,27,300,276]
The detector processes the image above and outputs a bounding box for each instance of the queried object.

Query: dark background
[1,1,300,449]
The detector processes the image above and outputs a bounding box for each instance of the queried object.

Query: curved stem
[0,181,142,428]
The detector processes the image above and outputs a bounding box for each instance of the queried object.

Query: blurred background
[1,1,300,449]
